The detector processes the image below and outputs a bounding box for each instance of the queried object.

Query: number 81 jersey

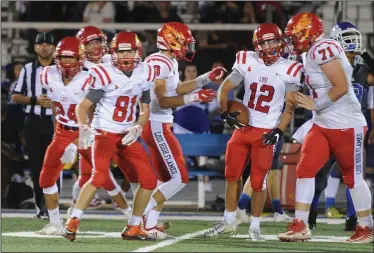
[233,51,303,129]
[88,62,156,133]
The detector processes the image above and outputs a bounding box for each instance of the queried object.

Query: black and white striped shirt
[12,60,53,116]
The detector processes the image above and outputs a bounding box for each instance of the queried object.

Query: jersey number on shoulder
[54,102,77,122]
[113,96,138,122]
[153,65,161,77]
[318,46,334,61]
[247,82,275,114]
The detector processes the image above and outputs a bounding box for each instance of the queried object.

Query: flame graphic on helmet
[292,13,312,41]
[163,24,185,51]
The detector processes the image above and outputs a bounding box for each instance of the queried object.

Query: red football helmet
[54,37,85,79]
[76,26,108,62]
[253,23,284,65]
[110,32,142,72]
[284,12,324,55]
[157,22,196,62]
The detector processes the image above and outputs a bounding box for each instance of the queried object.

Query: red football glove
[208,66,227,81]
[195,89,217,102]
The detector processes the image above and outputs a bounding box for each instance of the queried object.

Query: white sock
[128,215,142,226]
[145,209,161,229]
[249,216,261,230]
[48,207,61,226]
[325,176,340,199]
[358,215,373,228]
[143,197,158,216]
[121,207,132,215]
[71,208,83,219]
[223,210,236,225]
[295,210,309,224]
[72,181,81,201]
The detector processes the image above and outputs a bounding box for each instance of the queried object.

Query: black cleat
[344,215,357,231]
[308,210,317,230]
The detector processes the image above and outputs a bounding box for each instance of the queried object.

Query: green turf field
[1,218,372,252]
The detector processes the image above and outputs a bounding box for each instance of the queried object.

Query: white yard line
[132,229,211,252]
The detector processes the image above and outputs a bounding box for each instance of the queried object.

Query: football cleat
[121,225,155,241]
[236,208,251,225]
[203,221,237,237]
[278,219,311,242]
[248,228,265,241]
[36,222,63,235]
[346,225,373,243]
[344,215,357,231]
[325,207,344,219]
[274,212,292,223]
[145,226,175,240]
[63,217,80,242]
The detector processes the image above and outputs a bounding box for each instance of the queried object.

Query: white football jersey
[40,66,89,127]
[303,38,366,129]
[144,52,179,123]
[234,51,303,129]
[88,62,156,133]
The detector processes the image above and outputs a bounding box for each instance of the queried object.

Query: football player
[63,32,157,241]
[278,13,372,243]
[36,37,89,235]
[64,26,134,218]
[140,22,225,239]
[204,23,303,240]
[308,22,374,231]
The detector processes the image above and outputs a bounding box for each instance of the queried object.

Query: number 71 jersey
[233,51,303,129]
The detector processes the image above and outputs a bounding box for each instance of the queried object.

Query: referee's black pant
[24,114,55,214]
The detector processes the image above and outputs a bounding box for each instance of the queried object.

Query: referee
[12,32,56,219]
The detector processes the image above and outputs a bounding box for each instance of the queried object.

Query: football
[227,100,249,125]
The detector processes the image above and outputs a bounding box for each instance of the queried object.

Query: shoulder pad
[310,39,343,65]
[89,64,112,86]
[144,54,174,79]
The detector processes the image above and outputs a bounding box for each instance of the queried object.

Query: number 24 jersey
[233,51,303,129]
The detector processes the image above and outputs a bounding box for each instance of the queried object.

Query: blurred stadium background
[1,1,373,212]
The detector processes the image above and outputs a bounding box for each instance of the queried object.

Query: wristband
[314,92,333,111]
[183,93,197,105]
[30,96,37,106]
[195,73,210,88]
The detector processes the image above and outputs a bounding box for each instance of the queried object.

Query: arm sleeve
[361,52,374,75]
[140,90,151,104]
[12,67,27,95]
[85,89,105,104]
[311,40,343,65]
[368,86,374,109]
[227,69,244,87]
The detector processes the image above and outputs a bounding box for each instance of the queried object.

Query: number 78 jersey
[233,51,303,129]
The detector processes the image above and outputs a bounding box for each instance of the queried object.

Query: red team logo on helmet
[76,26,108,62]
[157,22,196,62]
[54,37,85,79]
[110,32,142,72]
[253,23,284,65]
[284,12,324,55]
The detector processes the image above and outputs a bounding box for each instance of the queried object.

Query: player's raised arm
[154,78,217,109]
[175,66,226,95]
